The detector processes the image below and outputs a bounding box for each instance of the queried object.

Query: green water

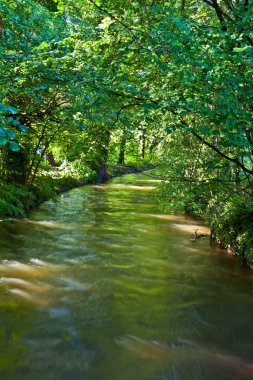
[0,173,253,380]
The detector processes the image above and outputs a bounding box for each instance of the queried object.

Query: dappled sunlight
[148,213,189,222]
[116,335,174,361]
[116,335,253,378]
[11,218,73,230]
[1,277,53,294]
[137,179,163,183]
[108,184,156,190]
[0,259,66,308]
[0,259,65,279]
[7,288,51,308]
[0,258,100,310]
[171,223,210,235]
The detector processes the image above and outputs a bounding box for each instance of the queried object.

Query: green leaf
[233,46,250,53]
[9,141,20,152]
[5,130,16,139]
[0,128,6,137]
[0,137,7,146]
[5,106,19,115]
[0,104,7,113]
[18,124,28,133]
[199,126,209,135]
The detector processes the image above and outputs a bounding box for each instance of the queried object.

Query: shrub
[0,184,36,219]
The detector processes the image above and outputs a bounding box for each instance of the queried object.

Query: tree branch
[111,102,140,129]
[203,0,227,31]
[191,131,253,175]
[87,0,137,37]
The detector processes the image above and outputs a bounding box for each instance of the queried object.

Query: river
[0,172,253,380]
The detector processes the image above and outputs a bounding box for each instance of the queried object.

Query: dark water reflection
[0,173,253,379]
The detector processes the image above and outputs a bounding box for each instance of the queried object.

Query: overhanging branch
[87,0,137,37]
[191,131,253,175]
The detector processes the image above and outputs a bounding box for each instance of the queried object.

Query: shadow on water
[0,173,252,379]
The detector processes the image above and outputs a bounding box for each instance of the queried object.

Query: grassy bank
[0,164,153,220]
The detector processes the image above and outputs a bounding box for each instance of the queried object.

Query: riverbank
[185,199,253,269]
[0,164,154,220]
[210,205,253,268]
[156,173,253,269]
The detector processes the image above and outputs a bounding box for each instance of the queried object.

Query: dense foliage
[0,0,252,264]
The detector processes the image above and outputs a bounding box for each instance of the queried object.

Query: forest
[0,0,253,265]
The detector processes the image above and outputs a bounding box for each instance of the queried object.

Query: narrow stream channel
[0,172,253,380]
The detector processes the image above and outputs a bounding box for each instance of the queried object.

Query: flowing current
[0,173,253,380]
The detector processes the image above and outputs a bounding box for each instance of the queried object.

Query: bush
[0,184,36,219]
[208,198,253,267]
[157,175,253,267]
[69,158,97,181]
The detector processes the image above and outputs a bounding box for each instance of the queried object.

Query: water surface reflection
[0,173,252,379]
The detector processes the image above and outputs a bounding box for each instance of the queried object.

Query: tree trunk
[99,162,107,182]
[118,130,126,165]
[97,128,110,182]
[0,16,4,38]
[46,151,57,167]
[140,129,146,159]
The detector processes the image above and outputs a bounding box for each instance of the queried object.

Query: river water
[0,173,253,380]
